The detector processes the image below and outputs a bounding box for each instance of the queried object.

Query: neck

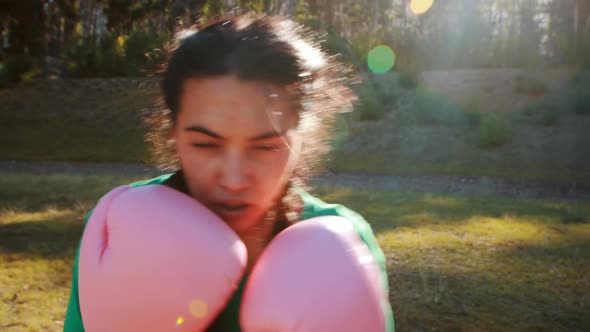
[238,216,277,272]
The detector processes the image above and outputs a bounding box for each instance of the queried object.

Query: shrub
[524,71,590,117]
[411,88,470,126]
[67,36,102,77]
[573,90,590,115]
[356,83,384,121]
[477,114,511,149]
[67,30,166,78]
[460,95,489,127]
[124,30,166,76]
[373,76,399,106]
[541,106,560,126]
[513,74,549,96]
[97,33,126,76]
[571,73,590,115]
[0,63,10,88]
[0,54,36,87]
[399,71,419,90]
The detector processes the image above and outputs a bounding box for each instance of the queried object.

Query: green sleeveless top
[62,174,395,331]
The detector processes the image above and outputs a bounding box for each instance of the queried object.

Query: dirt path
[1,160,588,201]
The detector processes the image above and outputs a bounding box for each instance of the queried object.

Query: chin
[225,217,259,235]
[226,207,271,235]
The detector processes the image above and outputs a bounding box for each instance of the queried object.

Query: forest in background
[1,0,589,84]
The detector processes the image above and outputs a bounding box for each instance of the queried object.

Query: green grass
[0,174,143,331]
[313,186,590,332]
[1,174,589,331]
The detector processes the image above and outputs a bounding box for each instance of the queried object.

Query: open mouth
[219,204,249,212]
[213,203,252,219]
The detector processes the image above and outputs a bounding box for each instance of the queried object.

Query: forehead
[177,76,297,136]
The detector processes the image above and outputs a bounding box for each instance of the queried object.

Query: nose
[218,148,250,193]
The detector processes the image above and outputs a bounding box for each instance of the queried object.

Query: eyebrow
[184,125,287,141]
[184,125,224,139]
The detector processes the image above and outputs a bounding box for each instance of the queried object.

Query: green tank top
[62,174,395,331]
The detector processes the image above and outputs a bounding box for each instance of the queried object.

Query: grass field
[1,174,588,331]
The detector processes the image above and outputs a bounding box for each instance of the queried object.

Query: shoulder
[299,189,364,222]
[298,188,373,235]
[128,173,175,187]
[297,189,386,265]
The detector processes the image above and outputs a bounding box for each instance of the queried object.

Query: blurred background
[0,1,589,331]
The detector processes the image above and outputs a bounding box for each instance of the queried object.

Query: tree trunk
[573,0,579,63]
[274,0,297,16]
[78,0,95,38]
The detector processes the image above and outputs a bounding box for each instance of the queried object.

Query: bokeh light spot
[189,299,208,319]
[410,0,434,15]
[367,45,396,74]
[176,316,184,326]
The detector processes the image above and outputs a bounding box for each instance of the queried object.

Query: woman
[63,13,394,331]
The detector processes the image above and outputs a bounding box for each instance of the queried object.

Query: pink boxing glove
[240,216,387,332]
[78,185,247,332]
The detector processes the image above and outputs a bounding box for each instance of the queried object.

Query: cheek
[256,146,300,192]
[175,140,214,191]
[176,140,199,167]
[258,150,291,174]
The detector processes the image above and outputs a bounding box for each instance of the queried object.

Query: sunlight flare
[410,0,434,15]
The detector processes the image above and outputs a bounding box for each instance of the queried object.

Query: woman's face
[172,76,301,234]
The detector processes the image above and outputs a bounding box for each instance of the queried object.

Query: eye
[254,145,281,151]
[191,143,220,149]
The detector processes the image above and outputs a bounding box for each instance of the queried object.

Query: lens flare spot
[410,0,434,15]
[367,45,396,74]
[176,316,184,326]
[189,299,208,319]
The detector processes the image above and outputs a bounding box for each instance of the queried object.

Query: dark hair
[145,13,356,222]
